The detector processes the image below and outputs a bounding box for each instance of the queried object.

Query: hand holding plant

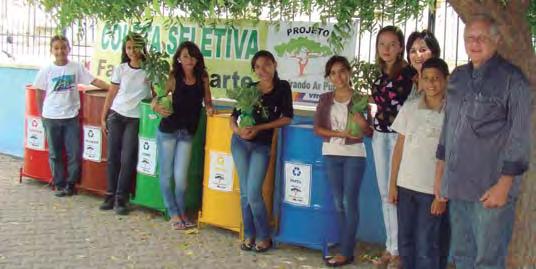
[227,86,268,128]
[346,60,380,136]
[142,44,172,113]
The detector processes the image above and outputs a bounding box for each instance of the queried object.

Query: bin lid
[84,89,108,97]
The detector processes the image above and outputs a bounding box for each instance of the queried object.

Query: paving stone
[0,154,383,268]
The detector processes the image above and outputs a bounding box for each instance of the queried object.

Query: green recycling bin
[131,99,206,214]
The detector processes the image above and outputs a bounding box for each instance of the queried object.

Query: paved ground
[0,154,383,269]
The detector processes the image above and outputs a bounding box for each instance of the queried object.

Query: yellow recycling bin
[198,112,276,236]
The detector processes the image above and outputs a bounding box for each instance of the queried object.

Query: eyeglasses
[464,35,493,44]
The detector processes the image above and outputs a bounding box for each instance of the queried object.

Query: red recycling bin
[21,85,52,183]
[78,88,108,196]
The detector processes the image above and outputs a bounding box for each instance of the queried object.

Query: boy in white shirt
[34,35,109,197]
[387,58,449,269]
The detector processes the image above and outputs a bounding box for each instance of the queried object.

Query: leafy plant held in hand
[141,43,172,112]
[226,86,268,128]
[346,59,380,136]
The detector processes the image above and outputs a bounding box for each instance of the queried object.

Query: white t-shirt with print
[322,99,367,157]
[391,97,444,195]
[110,63,152,118]
[33,61,95,119]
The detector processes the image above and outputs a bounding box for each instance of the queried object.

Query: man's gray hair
[466,13,500,37]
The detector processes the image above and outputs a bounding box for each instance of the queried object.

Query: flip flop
[240,240,255,251]
[254,239,272,253]
[183,220,197,229]
[171,221,186,230]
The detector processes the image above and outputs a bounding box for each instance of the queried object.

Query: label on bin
[284,162,312,207]
[83,125,102,162]
[137,137,157,176]
[208,151,234,192]
[26,116,45,150]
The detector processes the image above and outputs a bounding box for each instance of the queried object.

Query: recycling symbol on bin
[31,120,38,127]
[88,130,94,137]
[143,141,150,150]
[292,167,301,177]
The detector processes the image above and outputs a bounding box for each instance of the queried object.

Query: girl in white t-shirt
[33,35,108,197]
[313,56,372,267]
[388,58,450,269]
[99,33,152,215]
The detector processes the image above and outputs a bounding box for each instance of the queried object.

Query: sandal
[183,220,197,229]
[387,255,402,269]
[254,239,272,253]
[240,239,255,251]
[323,255,334,261]
[325,255,354,267]
[171,221,186,230]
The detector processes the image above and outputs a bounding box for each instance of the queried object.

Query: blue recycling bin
[273,123,385,255]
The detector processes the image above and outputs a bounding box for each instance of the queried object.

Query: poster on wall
[208,151,234,192]
[267,22,357,105]
[26,116,45,150]
[83,125,102,162]
[284,162,312,207]
[137,137,157,176]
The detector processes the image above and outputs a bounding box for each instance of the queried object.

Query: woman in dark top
[152,41,214,230]
[405,30,441,101]
[229,50,293,252]
[370,25,414,269]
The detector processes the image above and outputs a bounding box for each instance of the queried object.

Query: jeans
[324,155,366,258]
[231,135,271,241]
[449,199,515,269]
[372,131,399,255]
[42,116,81,189]
[397,187,449,269]
[106,110,139,200]
[157,128,192,217]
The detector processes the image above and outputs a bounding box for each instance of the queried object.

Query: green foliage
[346,59,380,136]
[529,0,536,43]
[274,37,332,57]
[226,86,267,128]
[31,0,436,53]
[350,59,380,96]
[142,47,170,97]
[123,28,172,111]
[32,0,536,53]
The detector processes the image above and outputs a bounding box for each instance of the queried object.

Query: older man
[434,14,532,269]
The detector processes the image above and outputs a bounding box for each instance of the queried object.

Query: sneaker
[64,185,75,196]
[54,188,67,197]
[114,199,129,215]
[99,195,114,210]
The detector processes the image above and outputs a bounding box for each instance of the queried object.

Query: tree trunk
[447,1,535,268]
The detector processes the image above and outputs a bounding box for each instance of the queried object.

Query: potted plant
[226,86,268,128]
[346,59,380,136]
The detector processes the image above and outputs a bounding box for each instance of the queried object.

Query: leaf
[226,85,267,127]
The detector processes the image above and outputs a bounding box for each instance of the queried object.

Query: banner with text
[92,19,268,99]
[266,22,357,105]
[92,19,356,104]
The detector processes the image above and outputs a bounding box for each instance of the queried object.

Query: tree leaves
[31,0,536,51]
[274,37,332,57]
